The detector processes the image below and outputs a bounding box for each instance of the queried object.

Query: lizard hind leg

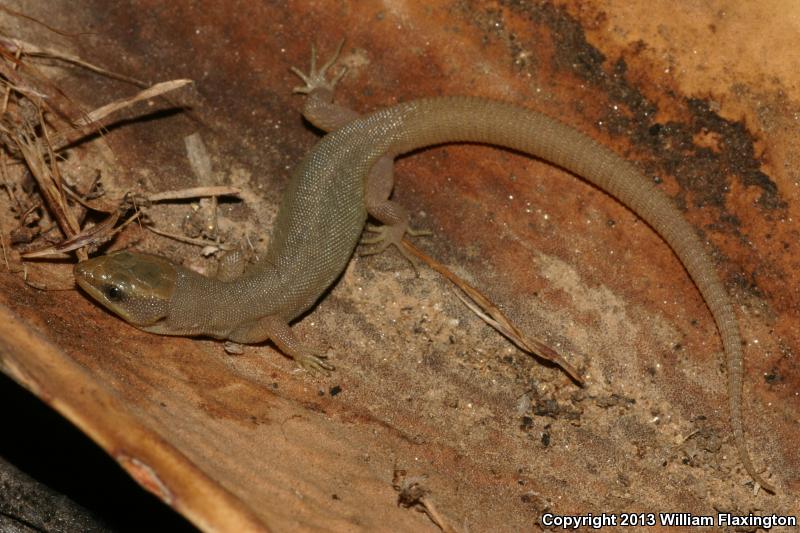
[361,154,432,267]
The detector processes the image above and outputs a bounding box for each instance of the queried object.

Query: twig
[0,153,22,212]
[76,79,192,127]
[146,185,240,203]
[0,37,21,114]
[8,120,82,244]
[53,79,193,151]
[401,238,584,384]
[184,132,214,182]
[145,224,235,250]
[393,469,460,533]
[1,231,9,270]
[21,208,140,258]
[0,43,75,122]
[418,496,458,533]
[0,36,147,87]
[0,6,84,38]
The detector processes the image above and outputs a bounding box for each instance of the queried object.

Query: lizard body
[74,44,773,491]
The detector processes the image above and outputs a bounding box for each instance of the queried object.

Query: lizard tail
[389,96,773,492]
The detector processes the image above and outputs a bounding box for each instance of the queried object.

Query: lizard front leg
[292,42,429,264]
[232,315,334,373]
[290,40,359,131]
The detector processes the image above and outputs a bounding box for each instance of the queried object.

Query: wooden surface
[0,1,797,531]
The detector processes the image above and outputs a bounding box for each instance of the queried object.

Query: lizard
[73,42,774,492]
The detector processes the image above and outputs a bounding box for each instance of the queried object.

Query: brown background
[0,1,797,531]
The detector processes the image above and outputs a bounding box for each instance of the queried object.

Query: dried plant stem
[401,237,584,384]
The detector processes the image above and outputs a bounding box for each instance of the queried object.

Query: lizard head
[74,250,177,326]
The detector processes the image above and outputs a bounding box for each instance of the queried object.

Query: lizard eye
[103,284,124,302]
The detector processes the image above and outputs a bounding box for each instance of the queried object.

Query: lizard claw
[295,350,335,375]
[290,40,347,95]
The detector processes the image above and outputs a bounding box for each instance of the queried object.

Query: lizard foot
[223,341,245,355]
[360,223,432,270]
[290,40,347,95]
[215,248,248,282]
[295,349,335,375]
[242,315,336,374]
